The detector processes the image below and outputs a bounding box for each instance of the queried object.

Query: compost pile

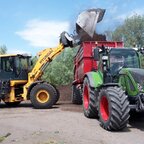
[57,84,72,101]
[79,31,106,42]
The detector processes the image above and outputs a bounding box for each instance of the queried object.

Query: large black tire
[98,86,130,131]
[5,101,21,107]
[50,84,60,105]
[30,83,57,109]
[83,78,98,118]
[71,85,82,104]
[54,87,60,104]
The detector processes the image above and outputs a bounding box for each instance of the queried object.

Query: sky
[0,0,144,55]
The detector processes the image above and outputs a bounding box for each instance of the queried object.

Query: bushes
[42,48,78,86]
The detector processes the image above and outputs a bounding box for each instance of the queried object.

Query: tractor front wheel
[30,83,57,109]
[98,86,130,131]
[83,78,98,118]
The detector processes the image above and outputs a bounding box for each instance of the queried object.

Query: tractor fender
[84,71,103,88]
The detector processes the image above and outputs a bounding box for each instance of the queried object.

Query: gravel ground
[0,101,144,144]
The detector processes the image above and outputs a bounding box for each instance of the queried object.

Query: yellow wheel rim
[36,90,50,103]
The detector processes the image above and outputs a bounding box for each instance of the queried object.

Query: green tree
[42,47,78,85]
[112,14,144,47]
[0,45,7,54]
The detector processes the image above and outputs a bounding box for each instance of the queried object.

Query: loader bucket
[76,8,105,38]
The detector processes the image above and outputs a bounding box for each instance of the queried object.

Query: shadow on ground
[128,111,144,131]
[0,102,33,108]
[0,101,81,111]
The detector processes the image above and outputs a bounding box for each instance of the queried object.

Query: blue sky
[0,0,144,55]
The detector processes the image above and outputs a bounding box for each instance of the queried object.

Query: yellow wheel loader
[0,32,74,108]
[0,8,105,108]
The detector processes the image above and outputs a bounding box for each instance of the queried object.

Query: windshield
[15,56,31,71]
[109,48,140,74]
[0,57,14,72]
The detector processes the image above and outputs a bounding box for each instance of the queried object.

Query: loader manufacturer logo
[40,49,53,63]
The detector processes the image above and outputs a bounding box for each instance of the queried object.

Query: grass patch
[0,133,11,143]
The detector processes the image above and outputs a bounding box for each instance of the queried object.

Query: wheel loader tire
[72,85,82,104]
[83,78,98,118]
[54,87,60,104]
[98,86,130,131]
[5,102,21,107]
[30,83,57,109]
[52,85,60,105]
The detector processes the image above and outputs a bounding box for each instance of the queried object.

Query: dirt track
[0,101,144,144]
[0,85,144,144]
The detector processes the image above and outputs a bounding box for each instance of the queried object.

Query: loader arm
[28,43,64,84]
[22,32,73,99]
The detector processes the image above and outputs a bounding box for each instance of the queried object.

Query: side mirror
[140,47,144,54]
[93,48,100,61]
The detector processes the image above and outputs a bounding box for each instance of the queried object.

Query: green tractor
[82,46,144,131]
[72,7,144,131]
[83,46,144,131]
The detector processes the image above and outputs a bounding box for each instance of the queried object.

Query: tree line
[1,14,144,85]
[0,45,7,54]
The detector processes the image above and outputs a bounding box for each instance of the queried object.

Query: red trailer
[72,41,124,104]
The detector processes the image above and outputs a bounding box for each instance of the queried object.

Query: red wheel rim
[100,96,109,121]
[83,85,89,110]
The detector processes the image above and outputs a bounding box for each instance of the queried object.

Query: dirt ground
[0,85,144,144]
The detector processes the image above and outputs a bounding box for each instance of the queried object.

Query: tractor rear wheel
[83,78,98,118]
[72,85,82,104]
[30,83,57,109]
[98,86,130,131]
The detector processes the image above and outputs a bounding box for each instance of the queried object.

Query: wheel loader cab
[0,54,31,80]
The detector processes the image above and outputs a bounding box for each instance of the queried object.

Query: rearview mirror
[93,48,100,61]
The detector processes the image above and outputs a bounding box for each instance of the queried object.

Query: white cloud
[16,19,70,47]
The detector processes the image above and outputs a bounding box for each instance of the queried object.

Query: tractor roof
[0,54,31,58]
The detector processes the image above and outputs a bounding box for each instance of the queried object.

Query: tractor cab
[109,48,140,75]
[0,54,31,80]
[95,46,144,111]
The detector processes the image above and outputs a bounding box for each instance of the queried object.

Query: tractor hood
[127,68,144,87]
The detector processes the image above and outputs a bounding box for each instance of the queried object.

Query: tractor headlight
[137,83,143,92]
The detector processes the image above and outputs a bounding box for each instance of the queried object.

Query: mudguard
[84,71,103,88]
